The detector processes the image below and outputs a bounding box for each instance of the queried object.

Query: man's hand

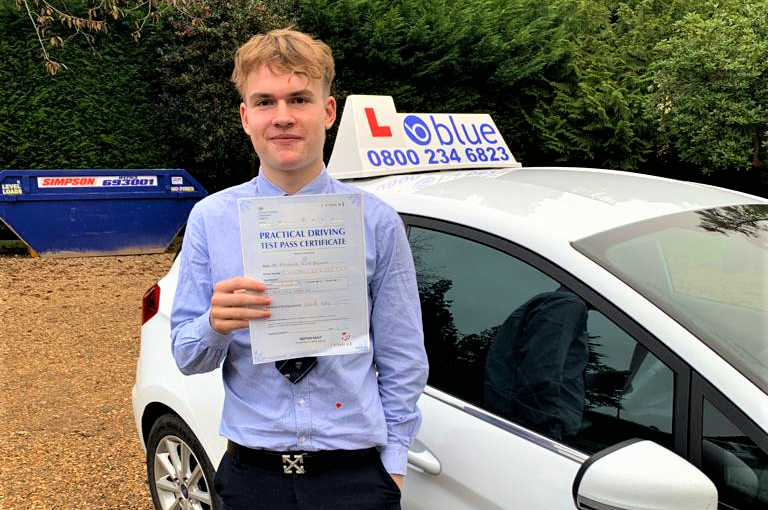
[210,277,271,334]
[389,473,404,491]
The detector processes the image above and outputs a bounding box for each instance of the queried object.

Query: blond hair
[232,28,335,99]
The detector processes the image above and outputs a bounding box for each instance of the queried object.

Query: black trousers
[214,449,402,510]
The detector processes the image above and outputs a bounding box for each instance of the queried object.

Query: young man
[170,29,428,510]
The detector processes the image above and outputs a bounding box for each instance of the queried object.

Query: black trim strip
[689,373,768,510]
[577,495,629,510]
[690,372,768,466]
[571,438,643,507]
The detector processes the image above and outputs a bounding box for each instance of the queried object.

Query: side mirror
[573,439,717,510]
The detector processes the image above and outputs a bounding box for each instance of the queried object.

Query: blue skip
[0,169,207,257]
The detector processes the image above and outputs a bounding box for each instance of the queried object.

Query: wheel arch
[141,402,182,445]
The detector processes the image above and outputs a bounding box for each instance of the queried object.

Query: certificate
[238,193,370,363]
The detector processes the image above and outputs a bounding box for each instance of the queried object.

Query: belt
[226,440,377,474]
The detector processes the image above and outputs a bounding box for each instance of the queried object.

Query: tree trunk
[753,131,766,169]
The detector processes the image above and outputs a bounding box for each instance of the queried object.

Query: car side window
[701,399,768,509]
[409,225,557,407]
[409,224,676,455]
[572,311,675,453]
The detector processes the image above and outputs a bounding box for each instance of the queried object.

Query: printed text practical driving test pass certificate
[238,193,370,364]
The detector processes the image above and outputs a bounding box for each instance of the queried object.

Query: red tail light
[142,283,160,325]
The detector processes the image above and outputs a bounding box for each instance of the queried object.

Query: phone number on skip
[366,146,511,168]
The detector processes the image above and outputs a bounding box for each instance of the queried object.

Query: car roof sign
[327,95,521,179]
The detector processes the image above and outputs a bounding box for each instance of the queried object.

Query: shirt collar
[255,168,331,197]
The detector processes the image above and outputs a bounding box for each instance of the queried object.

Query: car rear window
[572,204,768,393]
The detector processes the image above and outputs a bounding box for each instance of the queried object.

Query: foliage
[299,0,570,166]
[299,0,768,187]
[0,2,173,170]
[649,1,768,174]
[524,0,653,169]
[4,0,300,192]
[696,205,768,238]
[298,0,690,172]
[0,239,30,255]
[523,0,704,170]
[156,0,297,192]
[15,0,207,73]
[5,0,768,195]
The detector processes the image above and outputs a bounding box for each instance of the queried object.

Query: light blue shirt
[171,169,428,475]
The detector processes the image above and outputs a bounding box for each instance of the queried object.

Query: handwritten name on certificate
[238,193,370,364]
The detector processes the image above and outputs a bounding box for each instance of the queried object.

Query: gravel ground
[0,253,175,510]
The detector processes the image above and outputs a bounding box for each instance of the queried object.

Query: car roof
[352,166,768,240]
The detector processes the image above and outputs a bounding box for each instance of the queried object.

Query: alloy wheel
[152,434,213,510]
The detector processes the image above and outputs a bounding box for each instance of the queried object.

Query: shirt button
[299,436,306,443]
[298,399,305,406]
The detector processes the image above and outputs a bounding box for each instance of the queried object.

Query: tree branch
[18,0,210,74]
[21,0,67,73]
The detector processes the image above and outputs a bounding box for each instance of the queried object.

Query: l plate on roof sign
[327,95,521,179]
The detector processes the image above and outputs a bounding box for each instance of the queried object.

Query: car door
[400,216,691,509]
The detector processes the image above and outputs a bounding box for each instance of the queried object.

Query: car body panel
[132,262,226,465]
[404,390,583,509]
[133,166,768,509]
[365,170,768,419]
[359,167,764,240]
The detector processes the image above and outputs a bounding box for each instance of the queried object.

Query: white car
[132,97,767,510]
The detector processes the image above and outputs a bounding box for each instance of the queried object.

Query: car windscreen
[572,204,768,394]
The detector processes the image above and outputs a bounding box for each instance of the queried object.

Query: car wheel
[147,413,221,510]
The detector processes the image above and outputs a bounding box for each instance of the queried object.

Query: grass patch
[165,234,183,255]
[0,236,183,258]
[0,239,31,257]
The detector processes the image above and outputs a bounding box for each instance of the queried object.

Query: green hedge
[1,0,765,203]
[154,0,297,193]
[0,4,172,171]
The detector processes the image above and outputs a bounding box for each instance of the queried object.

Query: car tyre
[147,413,221,510]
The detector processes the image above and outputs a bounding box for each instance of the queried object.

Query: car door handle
[408,448,442,475]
